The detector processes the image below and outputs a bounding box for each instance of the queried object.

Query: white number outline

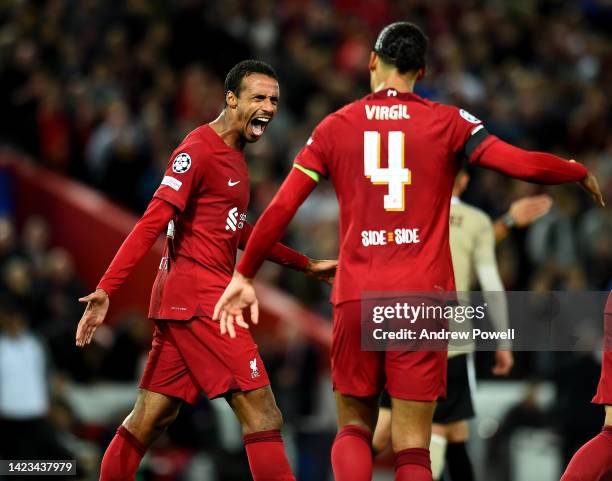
[364,131,411,211]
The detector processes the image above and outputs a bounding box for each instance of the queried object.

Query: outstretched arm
[239,222,336,284]
[76,198,175,346]
[237,167,319,278]
[213,167,318,337]
[471,137,604,205]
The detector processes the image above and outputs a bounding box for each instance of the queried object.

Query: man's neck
[374,72,417,94]
[209,110,245,151]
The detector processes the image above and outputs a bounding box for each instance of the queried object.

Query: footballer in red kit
[214,23,604,481]
[560,292,612,481]
[75,60,335,481]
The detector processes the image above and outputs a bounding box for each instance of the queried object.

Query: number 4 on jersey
[364,131,411,211]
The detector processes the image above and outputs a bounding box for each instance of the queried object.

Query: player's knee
[391,424,431,451]
[124,402,180,444]
[242,403,284,434]
[152,406,180,432]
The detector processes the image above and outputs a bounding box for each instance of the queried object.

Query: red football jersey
[149,124,250,320]
[294,88,489,305]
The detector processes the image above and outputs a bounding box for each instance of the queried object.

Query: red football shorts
[139,317,270,404]
[331,301,447,401]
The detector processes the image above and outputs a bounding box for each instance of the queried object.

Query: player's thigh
[227,385,282,434]
[124,389,182,442]
[335,391,379,433]
[432,354,475,426]
[390,396,436,451]
[171,317,270,399]
[445,420,469,443]
[332,301,384,397]
[605,405,612,426]
[431,423,448,438]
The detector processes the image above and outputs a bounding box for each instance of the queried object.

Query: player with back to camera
[373,173,553,481]
[214,22,604,481]
[75,60,336,481]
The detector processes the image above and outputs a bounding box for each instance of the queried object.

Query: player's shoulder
[454,201,492,226]
[316,101,357,129]
[431,101,483,126]
[165,125,213,174]
[176,124,213,152]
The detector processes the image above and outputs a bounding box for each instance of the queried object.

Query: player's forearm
[472,138,588,184]
[477,265,511,349]
[97,198,175,296]
[240,222,310,272]
[237,169,317,278]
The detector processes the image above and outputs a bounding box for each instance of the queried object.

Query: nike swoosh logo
[228,179,240,187]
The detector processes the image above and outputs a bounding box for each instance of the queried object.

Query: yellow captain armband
[293,163,321,183]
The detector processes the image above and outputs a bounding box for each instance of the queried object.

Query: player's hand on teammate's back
[75,288,110,347]
[509,195,552,227]
[492,349,514,376]
[213,272,259,339]
[304,259,337,284]
[571,160,605,207]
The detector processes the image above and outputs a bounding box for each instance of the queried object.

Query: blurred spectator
[0,297,75,466]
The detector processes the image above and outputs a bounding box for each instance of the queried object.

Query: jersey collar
[367,88,420,101]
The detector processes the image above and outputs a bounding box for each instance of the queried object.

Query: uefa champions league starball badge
[172,153,191,174]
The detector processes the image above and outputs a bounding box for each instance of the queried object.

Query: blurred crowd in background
[0,0,611,480]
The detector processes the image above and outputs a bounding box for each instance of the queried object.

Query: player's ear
[416,67,426,80]
[226,91,238,109]
[368,52,377,72]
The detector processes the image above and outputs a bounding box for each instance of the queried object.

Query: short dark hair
[224,60,278,102]
[373,22,428,74]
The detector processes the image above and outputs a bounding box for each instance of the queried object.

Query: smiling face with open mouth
[233,73,279,143]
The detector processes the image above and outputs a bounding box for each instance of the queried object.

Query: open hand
[492,349,514,376]
[508,195,552,228]
[75,289,109,347]
[304,259,337,284]
[213,272,259,338]
[570,160,605,207]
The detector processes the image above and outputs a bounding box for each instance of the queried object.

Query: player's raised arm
[470,136,604,205]
[213,166,319,337]
[75,197,175,347]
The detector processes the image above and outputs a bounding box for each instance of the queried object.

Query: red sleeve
[153,143,205,212]
[97,198,175,296]
[470,137,588,184]
[293,116,334,177]
[239,222,310,271]
[237,169,318,278]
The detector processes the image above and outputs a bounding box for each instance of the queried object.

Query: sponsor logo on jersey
[228,179,240,187]
[161,176,182,191]
[459,109,481,124]
[250,358,260,378]
[365,104,410,120]
[361,228,421,247]
[172,152,191,173]
[225,207,247,231]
